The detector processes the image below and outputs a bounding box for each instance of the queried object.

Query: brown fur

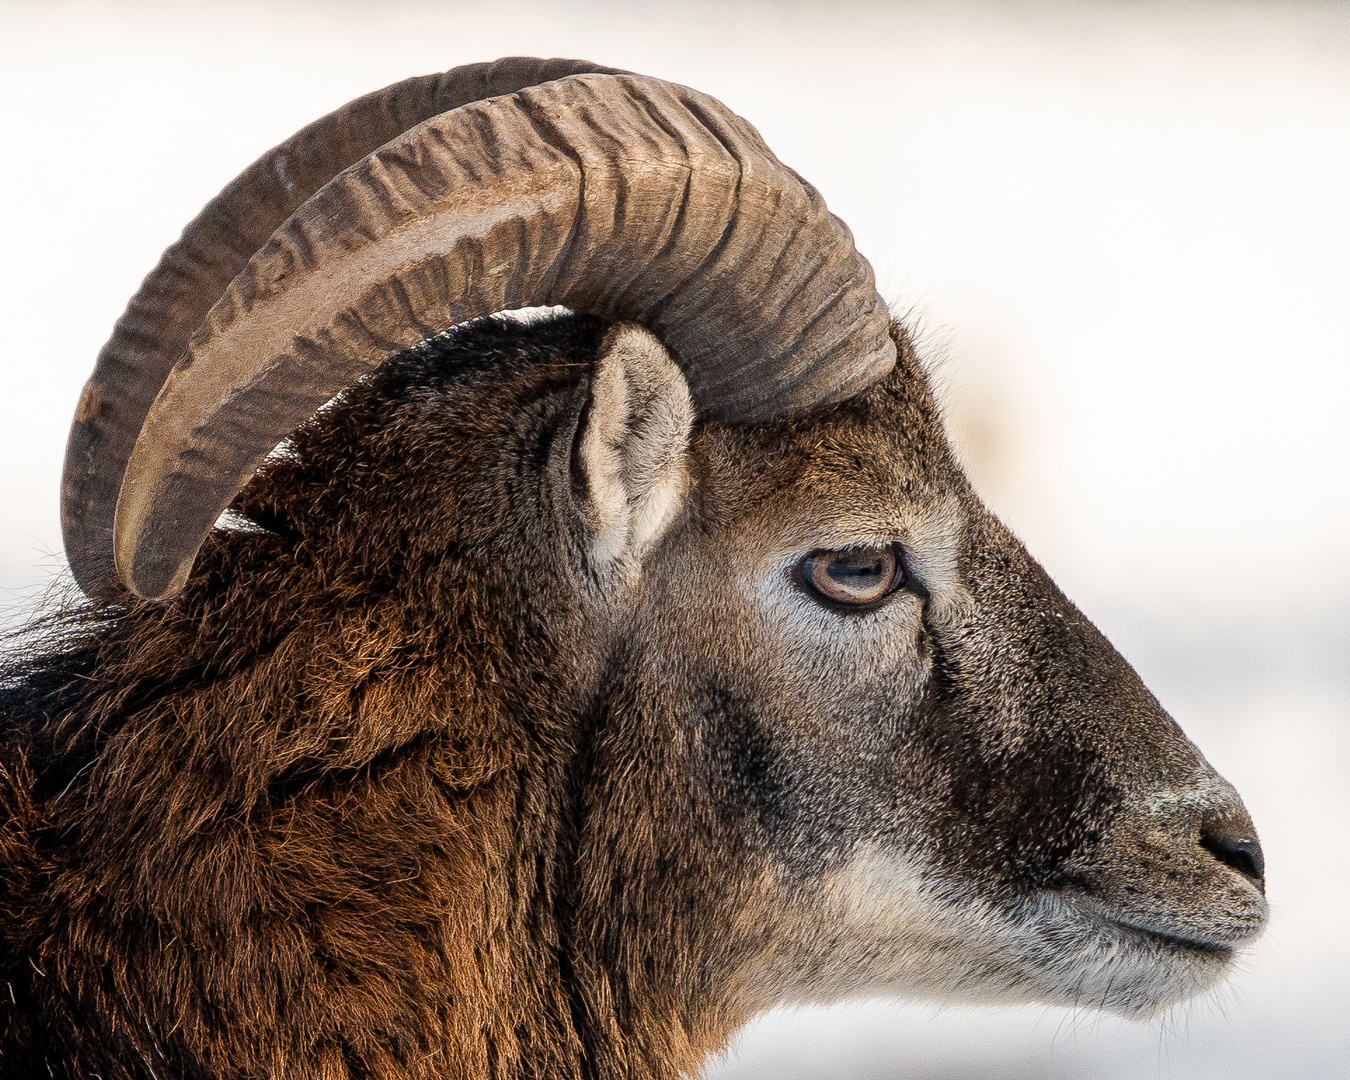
[0,312,1264,1078]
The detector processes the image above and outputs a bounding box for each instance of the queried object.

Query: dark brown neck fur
[0,315,746,1079]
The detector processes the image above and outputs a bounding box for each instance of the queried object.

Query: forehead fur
[691,327,966,531]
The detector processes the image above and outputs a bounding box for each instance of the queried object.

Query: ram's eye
[799,544,908,608]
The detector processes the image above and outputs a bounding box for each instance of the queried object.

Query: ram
[0,58,1265,1079]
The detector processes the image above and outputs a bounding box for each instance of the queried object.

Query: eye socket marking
[796,542,917,611]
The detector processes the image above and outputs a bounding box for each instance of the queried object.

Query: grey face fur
[579,321,1266,1022]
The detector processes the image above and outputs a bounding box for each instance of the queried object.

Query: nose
[1200,819,1265,889]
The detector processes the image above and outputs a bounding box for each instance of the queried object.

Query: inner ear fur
[577,324,694,569]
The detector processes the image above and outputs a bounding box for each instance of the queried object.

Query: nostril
[1200,830,1265,885]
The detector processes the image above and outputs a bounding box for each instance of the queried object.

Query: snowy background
[2,2,1346,1077]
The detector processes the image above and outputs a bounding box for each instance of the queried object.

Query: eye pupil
[802,544,906,607]
[834,556,884,581]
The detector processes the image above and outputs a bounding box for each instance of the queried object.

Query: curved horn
[62,57,627,600]
[104,70,897,600]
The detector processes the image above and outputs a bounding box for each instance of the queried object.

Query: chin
[999,891,1251,1019]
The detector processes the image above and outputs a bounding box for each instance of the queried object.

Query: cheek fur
[749,568,932,704]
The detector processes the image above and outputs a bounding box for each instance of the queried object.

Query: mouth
[1050,884,1264,960]
[1105,918,1237,960]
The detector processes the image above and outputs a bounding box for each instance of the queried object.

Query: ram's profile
[0,58,1266,1079]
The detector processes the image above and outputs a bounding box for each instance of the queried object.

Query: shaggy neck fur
[0,316,750,1079]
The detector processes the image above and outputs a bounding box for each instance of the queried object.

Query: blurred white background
[1,1,1346,1076]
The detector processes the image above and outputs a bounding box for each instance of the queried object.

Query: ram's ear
[577,323,694,570]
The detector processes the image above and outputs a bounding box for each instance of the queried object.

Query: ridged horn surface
[99,69,895,601]
[62,57,625,600]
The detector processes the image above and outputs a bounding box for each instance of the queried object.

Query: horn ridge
[78,66,895,601]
